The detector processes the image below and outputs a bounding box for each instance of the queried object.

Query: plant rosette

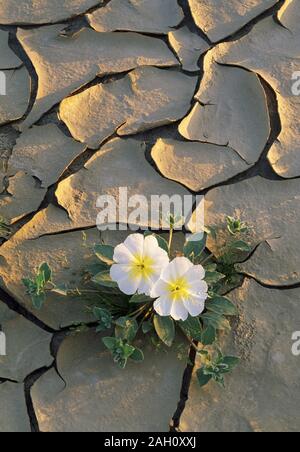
[22,217,252,389]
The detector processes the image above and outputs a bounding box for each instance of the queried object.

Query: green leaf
[22,278,37,294]
[115,317,138,342]
[102,337,116,350]
[122,343,136,359]
[36,272,46,292]
[93,307,110,321]
[205,263,217,272]
[201,312,231,331]
[115,358,126,369]
[221,356,240,373]
[227,217,248,236]
[144,231,169,253]
[153,315,175,347]
[205,271,225,285]
[142,320,153,334]
[129,294,153,304]
[102,337,135,368]
[230,240,252,253]
[51,283,69,296]
[39,263,52,284]
[184,233,206,260]
[93,307,112,331]
[130,348,144,362]
[86,262,108,276]
[111,341,135,368]
[179,316,202,341]
[213,374,225,387]
[32,292,46,310]
[201,325,216,346]
[197,368,212,388]
[206,297,238,316]
[94,244,114,266]
[92,270,119,289]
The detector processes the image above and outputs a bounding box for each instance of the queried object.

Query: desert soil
[0,0,300,433]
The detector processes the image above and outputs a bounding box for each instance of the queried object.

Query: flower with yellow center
[110,234,170,296]
[151,257,208,321]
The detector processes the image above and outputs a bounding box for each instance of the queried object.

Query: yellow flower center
[168,277,190,301]
[129,254,155,280]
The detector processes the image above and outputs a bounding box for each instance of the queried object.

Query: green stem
[137,307,153,332]
[168,225,174,254]
[74,289,102,294]
[180,328,204,353]
[130,304,149,318]
[200,253,215,266]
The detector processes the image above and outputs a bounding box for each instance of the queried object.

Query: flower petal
[110,263,131,282]
[123,234,144,258]
[161,257,193,283]
[113,243,134,264]
[144,236,168,259]
[144,236,169,271]
[183,295,206,317]
[117,274,141,295]
[151,279,169,298]
[110,264,141,295]
[186,264,206,282]
[154,295,173,317]
[190,280,208,297]
[143,235,160,255]
[138,273,158,296]
[152,252,170,270]
[184,265,208,296]
[170,299,189,321]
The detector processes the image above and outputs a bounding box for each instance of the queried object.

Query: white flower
[151,257,208,321]
[110,234,170,296]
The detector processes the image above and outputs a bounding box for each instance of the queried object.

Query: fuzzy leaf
[201,325,216,346]
[115,317,138,342]
[153,315,175,347]
[51,284,69,296]
[22,278,37,294]
[39,263,52,283]
[179,316,202,341]
[94,244,114,266]
[102,337,116,350]
[122,343,136,359]
[129,294,153,304]
[230,240,252,253]
[92,270,119,288]
[184,233,206,260]
[206,297,238,316]
[205,271,225,285]
[32,292,46,310]
[201,312,231,331]
[197,368,212,388]
[221,356,240,373]
[93,307,112,331]
[130,348,144,362]
[142,320,153,334]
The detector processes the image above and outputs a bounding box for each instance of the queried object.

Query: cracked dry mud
[0,0,300,433]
